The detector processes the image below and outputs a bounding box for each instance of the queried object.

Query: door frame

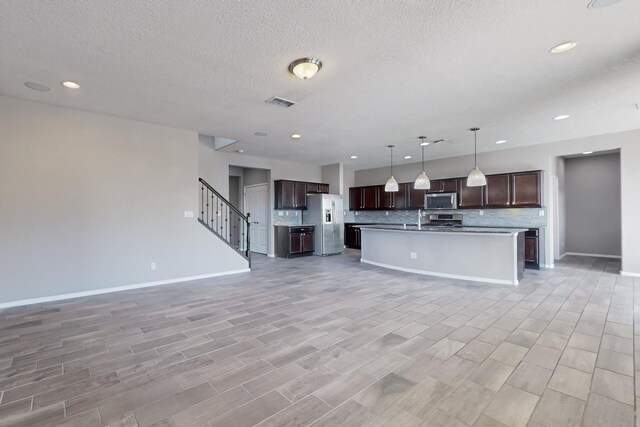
[243,182,270,255]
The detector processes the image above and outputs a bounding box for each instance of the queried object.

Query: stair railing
[198,178,251,267]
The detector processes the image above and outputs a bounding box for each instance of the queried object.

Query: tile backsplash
[344,208,547,228]
[272,210,302,226]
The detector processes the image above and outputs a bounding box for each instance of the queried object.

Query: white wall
[354,130,640,274]
[321,163,343,195]
[0,96,249,305]
[564,153,621,257]
[198,137,322,256]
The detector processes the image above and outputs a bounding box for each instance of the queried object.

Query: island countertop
[357,225,528,234]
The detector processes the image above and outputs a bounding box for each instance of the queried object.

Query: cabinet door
[289,233,302,254]
[407,185,426,209]
[294,182,308,209]
[511,172,541,207]
[441,179,459,193]
[362,187,378,209]
[377,185,394,209]
[392,184,408,209]
[344,225,357,247]
[485,174,511,207]
[276,180,296,209]
[302,233,315,253]
[317,183,330,193]
[426,180,443,193]
[356,228,361,248]
[306,183,319,193]
[524,237,539,263]
[458,178,484,208]
[349,187,362,210]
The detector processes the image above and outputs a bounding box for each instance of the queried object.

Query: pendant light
[414,136,431,190]
[384,145,399,192]
[467,127,487,187]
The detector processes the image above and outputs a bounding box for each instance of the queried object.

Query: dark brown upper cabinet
[427,178,459,193]
[349,186,377,210]
[275,180,330,209]
[484,174,511,207]
[406,184,426,209]
[376,184,408,210]
[511,171,541,207]
[458,178,484,208]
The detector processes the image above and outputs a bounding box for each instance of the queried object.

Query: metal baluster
[200,184,204,221]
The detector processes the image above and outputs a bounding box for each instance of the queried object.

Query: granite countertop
[358,225,529,234]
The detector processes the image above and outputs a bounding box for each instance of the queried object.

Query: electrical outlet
[285,211,289,216]
[539,210,545,216]
[150,262,156,270]
[278,211,283,216]
[385,211,389,216]
[479,210,484,216]
[410,252,417,259]
[184,210,194,218]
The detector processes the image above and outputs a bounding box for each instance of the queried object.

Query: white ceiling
[1,0,639,169]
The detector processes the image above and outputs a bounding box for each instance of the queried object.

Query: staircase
[198,178,251,267]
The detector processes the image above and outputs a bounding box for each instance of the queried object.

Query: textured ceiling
[1,0,639,169]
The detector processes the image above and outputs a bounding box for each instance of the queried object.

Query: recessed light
[24,81,50,92]
[420,141,429,146]
[553,114,571,120]
[61,81,80,89]
[550,42,578,54]
[495,140,507,144]
[404,155,412,160]
[350,155,358,159]
[254,132,268,137]
[291,134,301,139]
[582,151,594,155]
[236,149,245,153]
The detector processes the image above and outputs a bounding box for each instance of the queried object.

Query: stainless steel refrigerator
[303,194,344,256]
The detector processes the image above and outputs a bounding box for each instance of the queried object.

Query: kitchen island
[359,225,527,285]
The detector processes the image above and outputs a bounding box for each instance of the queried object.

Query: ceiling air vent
[265,96,297,108]
[432,139,449,145]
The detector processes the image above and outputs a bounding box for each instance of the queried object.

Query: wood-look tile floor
[0,250,635,427]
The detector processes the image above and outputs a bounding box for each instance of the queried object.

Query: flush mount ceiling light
[467,128,487,187]
[553,114,571,120]
[291,134,301,139]
[550,42,578,54]
[404,155,412,160]
[496,140,507,144]
[61,80,80,89]
[24,81,50,92]
[384,145,399,192]
[414,136,431,190]
[288,57,322,80]
[350,155,358,159]
[582,151,594,155]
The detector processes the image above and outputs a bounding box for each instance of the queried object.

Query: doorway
[245,183,269,254]
[561,151,621,259]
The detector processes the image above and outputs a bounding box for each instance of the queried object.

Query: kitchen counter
[360,226,526,285]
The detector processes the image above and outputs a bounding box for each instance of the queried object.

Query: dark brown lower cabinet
[345,224,363,249]
[524,228,540,269]
[275,225,315,258]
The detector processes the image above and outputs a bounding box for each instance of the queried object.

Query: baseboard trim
[621,271,640,278]
[0,269,251,309]
[543,264,555,269]
[564,252,621,259]
[556,253,568,260]
[360,258,517,286]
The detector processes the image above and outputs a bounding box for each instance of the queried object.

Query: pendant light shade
[385,145,399,192]
[414,136,431,190]
[467,128,487,187]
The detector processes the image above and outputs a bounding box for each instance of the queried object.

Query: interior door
[244,184,269,254]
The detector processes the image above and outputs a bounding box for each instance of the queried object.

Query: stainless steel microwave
[425,192,458,210]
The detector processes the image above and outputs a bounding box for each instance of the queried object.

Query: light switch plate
[150,262,156,270]
[410,252,417,259]
[539,210,545,216]
[278,211,284,216]
[184,210,194,218]
[479,210,484,216]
